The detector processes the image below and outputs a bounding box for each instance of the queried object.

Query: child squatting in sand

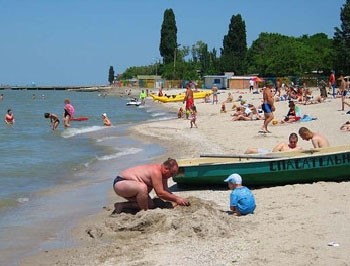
[225,173,256,216]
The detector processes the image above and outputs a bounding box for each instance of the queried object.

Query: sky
[0,0,347,86]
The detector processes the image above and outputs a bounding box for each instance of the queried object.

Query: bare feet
[111,202,123,215]
[260,128,271,133]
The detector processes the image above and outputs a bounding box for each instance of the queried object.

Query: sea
[0,89,175,266]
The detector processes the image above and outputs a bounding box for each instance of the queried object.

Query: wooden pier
[0,85,110,91]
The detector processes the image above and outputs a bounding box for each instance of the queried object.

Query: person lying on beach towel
[231,104,254,121]
[340,121,350,131]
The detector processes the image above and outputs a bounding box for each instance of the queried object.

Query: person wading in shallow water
[44,113,60,130]
[101,113,112,126]
[63,99,75,127]
[5,109,15,126]
[112,158,190,214]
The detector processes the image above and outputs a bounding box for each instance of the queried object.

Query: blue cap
[224,173,242,184]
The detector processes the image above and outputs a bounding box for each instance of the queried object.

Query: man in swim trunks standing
[329,70,336,98]
[261,81,275,133]
[183,83,194,119]
[113,158,189,214]
[339,73,349,111]
[212,84,218,104]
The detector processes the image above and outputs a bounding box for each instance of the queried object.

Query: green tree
[160,45,187,79]
[246,33,333,76]
[191,41,211,75]
[108,66,115,84]
[300,33,333,73]
[245,33,291,76]
[333,0,350,74]
[208,48,219,75]
[122,65,154,79]
[220,14,247,74]
[159,9,178,65]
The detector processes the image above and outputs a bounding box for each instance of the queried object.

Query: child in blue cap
[224,173,256,216]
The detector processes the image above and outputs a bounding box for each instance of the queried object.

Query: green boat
[173,145,350,187]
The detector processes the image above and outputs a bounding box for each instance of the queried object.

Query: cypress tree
[159,9,178,65]
[108,66,115,84]
[220,14,247,74]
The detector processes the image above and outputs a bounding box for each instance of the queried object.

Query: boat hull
[126,102,141,106]
[173,146,350,187]
[150,91,212,103]
[126,98,141,106]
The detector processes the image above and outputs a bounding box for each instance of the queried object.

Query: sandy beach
[22,87,350,266]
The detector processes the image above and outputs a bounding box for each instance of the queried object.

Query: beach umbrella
[252,77,264,82]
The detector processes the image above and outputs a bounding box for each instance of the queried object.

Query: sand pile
[33,197,247,266]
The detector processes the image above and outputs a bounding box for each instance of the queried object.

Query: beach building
[137,75,163,89]
[203,72,234,89]
[228,76,256,90]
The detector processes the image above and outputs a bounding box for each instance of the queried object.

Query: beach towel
[295,105,302,117]
[300,114,317,122]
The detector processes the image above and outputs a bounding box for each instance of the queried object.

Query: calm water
[0,89,174,265]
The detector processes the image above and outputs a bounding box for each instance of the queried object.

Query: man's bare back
[185,86,194,99]
[113,159,189,214]
[118,163,159,191]
[311,132,330,148]
[299,127,330,148]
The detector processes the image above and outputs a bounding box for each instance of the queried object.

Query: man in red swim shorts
[183,83,194,119]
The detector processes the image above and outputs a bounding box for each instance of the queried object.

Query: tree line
[109,0,350,83]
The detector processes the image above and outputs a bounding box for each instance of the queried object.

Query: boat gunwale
[177,146,350,167]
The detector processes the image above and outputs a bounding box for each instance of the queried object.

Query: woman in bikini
[5,109,15,125]
[44,113,60,130]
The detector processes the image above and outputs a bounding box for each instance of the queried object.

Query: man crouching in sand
[112,158,190,214]
[298,127,330,148]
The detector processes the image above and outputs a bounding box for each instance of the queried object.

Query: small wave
[61,126,105,138]
[96,135,119,143]
[97,147,142,161]
[150,111,167,117]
